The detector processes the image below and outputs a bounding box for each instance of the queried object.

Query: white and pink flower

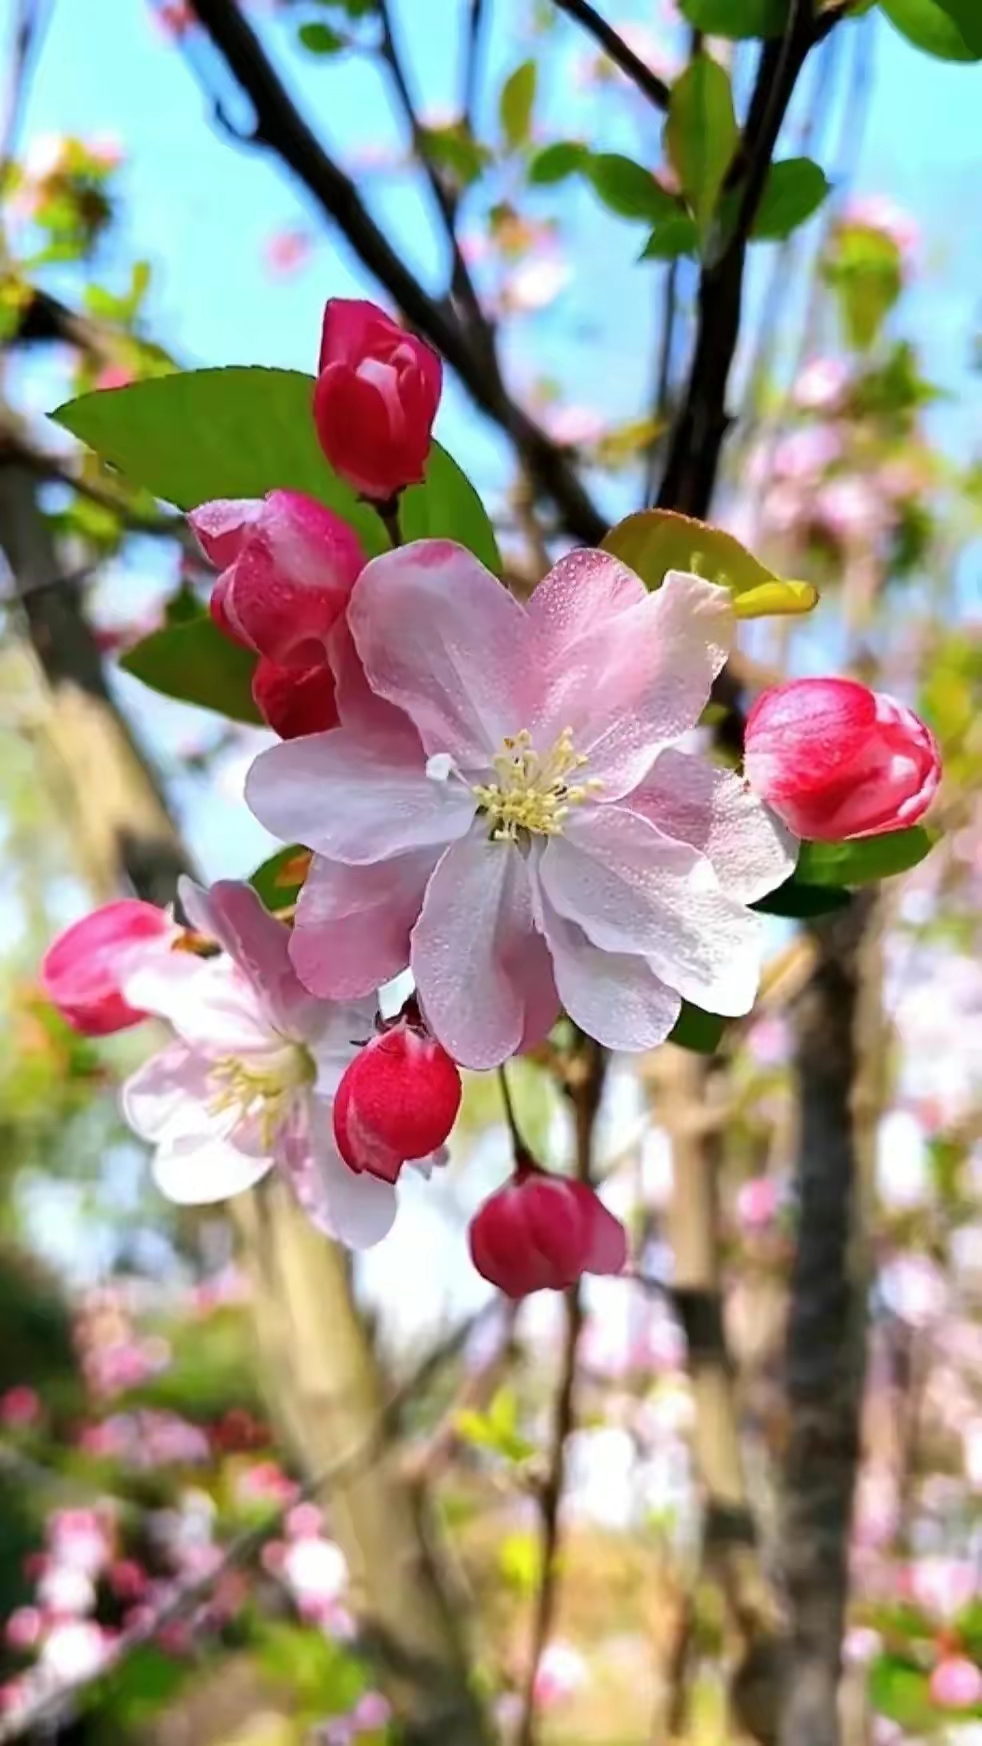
[119,878,430,1247]
[247,544,795,1068]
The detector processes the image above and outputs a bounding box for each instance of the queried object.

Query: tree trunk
[0,459,489,1746]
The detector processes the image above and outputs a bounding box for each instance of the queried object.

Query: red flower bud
[744,677,940,842]
[40,901,173,1036]
[333,1021,461,1184]
[313,298,442,500]
[190,490,364,668]
[469,1168,628,1297]
[252,657,340,740]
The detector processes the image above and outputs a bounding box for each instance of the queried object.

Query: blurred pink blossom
[263,228,313,278]
[930,1655,982,1709]
[533,1640,588,1707]
[4,1609,42,1653]
[793,357,850,413]
[0,1386,41,1428]
[843,194,919,261]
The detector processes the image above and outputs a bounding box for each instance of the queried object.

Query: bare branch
[549,0,670,110]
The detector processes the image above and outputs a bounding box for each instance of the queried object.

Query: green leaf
[664,55,738,238]
[250,845,310,910]
[824,224,904,350]
[420,122,490,187]
[528,140,589,184]
[298,20,345,52]
[602,509,817,618]
[640,215,700,260]
[119,618,262,724]
[752,881,852,918]
[500,59,538,150]
[585,153,680,223]
[797,826,935,887]
[399,441,502,574]
[753,158,831,240]
[680,0,789,35]
[52,368,388,556]
[669,1002,727,1053]
[879,0,980,58]
[868,1655,934,1730]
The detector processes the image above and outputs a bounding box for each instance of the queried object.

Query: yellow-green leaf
[602,508,818,618]
[664,55,738,239]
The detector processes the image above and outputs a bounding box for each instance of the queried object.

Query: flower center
[208,1043,315,1150]
[472,727,601,843]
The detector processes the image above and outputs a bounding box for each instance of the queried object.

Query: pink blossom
[501,254,571,315]
[469,1166,627,1296]
[771,424,843,483]
[4,1608,42,1652]
[352,1691,392,1732]
[0,1386,41,1428]
[540,403,606,448]
[735,1176,780,1232]
[263,228,313,278]
[48,1510,111,1577]
[314,299,442,500]
[285,1502,323,1539]
[252,656,340,740]
[281,1536,348,1608]
[40,900,177,1036]
[247,547,794,1068]
[813,475,892,548]
[94,363,135,391]
[793,357,850,413]
[843,194,919,261]
[533,1640,588,1707]
[931,1656,982,1709]
[910,1556,976,1621]
[744,678,940,842]
[191,491,365,669]
[120,881,426,1247]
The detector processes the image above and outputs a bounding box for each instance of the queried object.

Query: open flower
[120,879,429,1247]
[247,544,794,1068]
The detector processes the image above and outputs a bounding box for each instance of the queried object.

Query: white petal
[246,730,475,863]
[287,1101,398,1249]
[123,953,272,1053]
[122,1042,212,1142]
[542,806,762,1018]
[178,877,317,1037]
[152,1125,273,1205]
[627,750,797,903]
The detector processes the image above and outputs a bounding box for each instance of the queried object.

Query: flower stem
[497,1064,531,1170]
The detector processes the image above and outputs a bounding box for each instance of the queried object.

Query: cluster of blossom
[2,1508,117,1718]
[40,297,941,1298]
[77,1408,212,1467]
[73,1282,171,1399]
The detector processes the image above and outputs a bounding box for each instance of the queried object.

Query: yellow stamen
[472,727,602,844]
[208,1043,315,1150]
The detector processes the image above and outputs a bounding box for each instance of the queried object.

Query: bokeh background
[0,1,980,1742]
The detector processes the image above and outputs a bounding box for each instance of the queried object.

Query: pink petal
[122,952,272,1054]
[532,569,733,801]
[536,887,681,1052]
[291,849,439,1000]
[574,1182,629,1275]
[289,1101,398,1248]
[122,1041,212,1142]
[328,615,421,756]
[348,541,530,768]
[245,729,475,862]
[542,805,762,1018]
[411,828,540,1069]
[178,877,313,1035]
[188,498,262,567]
[627,750,797,904]
[526,548,645,660]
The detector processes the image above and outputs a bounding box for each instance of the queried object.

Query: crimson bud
[40,901,174,1036]
[333,1020,461,1184]
[468,1167,628,1298]
[252,657,339,740]
[744,677,940,842]
[313,298,442,500]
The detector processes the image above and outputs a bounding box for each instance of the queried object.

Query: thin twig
[461,0,488,133]
[497,1063,529,1164]
[642,258,679,508]
[549,0,669,110]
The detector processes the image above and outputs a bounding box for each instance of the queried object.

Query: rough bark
[779,894,878,1746]
[0,459,489,1746]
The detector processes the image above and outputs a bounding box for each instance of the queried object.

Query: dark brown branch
[460,0,488,131]
[779,897,877,1746]
[187,0,606,544]
[549,0,669,110]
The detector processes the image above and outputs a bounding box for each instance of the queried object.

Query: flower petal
[122,1041,212,1142]
[411,827,541,1069]
[152,1125,273,1205]
[536,885,680,1052]
[348,541,530,768]
[178,877,316,1036]
[245,730,475,863]
[291,849,439,1000]
[627,750,797,903]
[122,952,272,1053]
[527,548,645,660]
[533,570,733,800]
[328,614,421,755]
[542,805,762,1018]
[286,1101,397,1248]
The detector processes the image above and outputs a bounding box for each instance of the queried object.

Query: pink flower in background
[247,544,793,1067]
[843,194,920,261]
[0,1386,41,1428]
[262,228,313,278]
[469,1167,627,1296]
[533,1641,588,1707]
[191,491,365,669]
[39,1620,111,1685]
[793,356,850,413]
[119,878,415,1248]
[735,1176,780,1233]
[41,900,177,1036]
[4,1610,42,1653]
[314,298,442,500]
[744,678,940,842]
[909,1556,976,1621]
[94,363,135,391]
[813,476,892,549]
[930,1656,982,1709]
[771,424,843,483]
[153,1,198,41]
[500,253,571,315]
[539,403,606,448]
